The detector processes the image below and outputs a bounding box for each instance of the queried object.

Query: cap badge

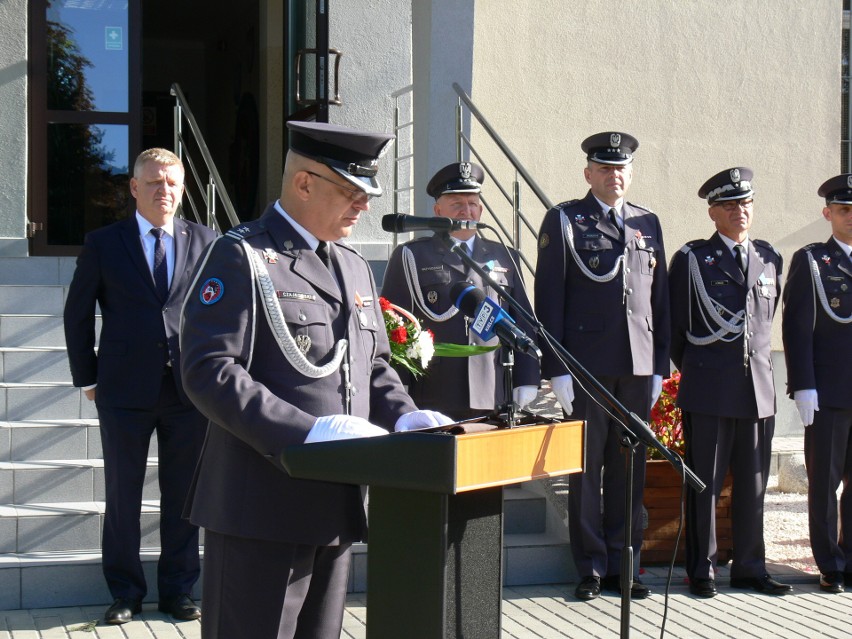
[262,248,278,264]
[730,168,741,183]
[705,255,716,266]
[847,176,852,189]
[427,290,438,304]
[295,334,312,354]
[610,133,621,147]
[459,162,472,179]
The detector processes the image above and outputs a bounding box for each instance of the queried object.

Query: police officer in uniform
[535,132,670,600]
[782,174,852,593]
[381,162,539,420]
[180,121,451,639]
[670,167,791,598]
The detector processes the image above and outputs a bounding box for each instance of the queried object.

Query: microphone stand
[439,231,705,639]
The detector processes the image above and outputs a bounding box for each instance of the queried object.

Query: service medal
[831,297,841,309]
[589,256,600,269]
[295,334,311,354]
[574,214,585,224]
[705,255,716,266]
[822,254,831,265]
[427,290,438,304]
[842,284,849,292]
[262,248,278,264]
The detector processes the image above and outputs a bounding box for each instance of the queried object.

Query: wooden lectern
[281,417,585,639]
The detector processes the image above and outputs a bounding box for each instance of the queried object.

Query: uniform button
[749,349,756,356]
[748,313,754,319]
[749,332,754,337]
[627,309,633,315]
[299,313,307,321]
[578,325,584,330]
[626,267,631,273]
[626,288,633,295]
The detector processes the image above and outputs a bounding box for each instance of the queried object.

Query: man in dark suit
[534,132,670,600]
[782,173,852,594]
[64,148,217,623]
[179,122,451,639]
[381,162,539,420]
[670,167,790,598]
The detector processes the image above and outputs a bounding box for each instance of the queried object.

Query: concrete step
[0,458,159,504]
[0,287,67,316]
[0,420,102,463]
[0,384,97,421]
[0,315,95,348]
[0,258,76,287]
[0,347,69,384]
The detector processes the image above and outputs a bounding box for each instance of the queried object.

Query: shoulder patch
[199,277,225,304]
[753,239,781,257]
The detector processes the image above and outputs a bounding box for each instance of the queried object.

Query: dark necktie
[734,243,747,276]
[316,241,333,271]
[151,228,169,301]
[608,208,623,238]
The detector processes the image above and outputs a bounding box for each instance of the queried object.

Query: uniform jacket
[381,234,539,413]
[180,205,416,545]
[669,232,783,419]
[782,237,852,409]
[534,191,670,379]
[64,216,217,409]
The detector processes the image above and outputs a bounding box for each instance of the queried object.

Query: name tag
[420,265,444,272]
[711,280,729,286]
[582,232,602,239]
[277,291,316,301]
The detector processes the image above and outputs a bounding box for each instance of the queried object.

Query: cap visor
[330,166,383,197]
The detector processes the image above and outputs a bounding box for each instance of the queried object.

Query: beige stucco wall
[467,0,841,268]
[0,0,28,255]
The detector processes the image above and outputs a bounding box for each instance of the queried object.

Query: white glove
[513,385,538,410]
[305,415,388,443]
[394,409,455,432]
[794,389,819,427]
[650,375,663,407]
[550,374,575,415]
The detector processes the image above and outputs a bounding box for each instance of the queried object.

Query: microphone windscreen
[381,214,404,233]
[450,282,484,316]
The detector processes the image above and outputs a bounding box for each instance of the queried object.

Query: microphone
[381,214,485,233]
[451,282,541,359]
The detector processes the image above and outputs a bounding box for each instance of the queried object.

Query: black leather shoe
[601,575,651,599]
[820,571,844,593]
[730,574,793,595]
[104,598,142,624]
[574,576,601,601]
[688,577,717,598]
[158,594,201,621]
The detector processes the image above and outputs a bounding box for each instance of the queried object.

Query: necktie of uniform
[316,241,333,272]
[151,228,169,301]
[608,208,623,239]
[734,243,747,276]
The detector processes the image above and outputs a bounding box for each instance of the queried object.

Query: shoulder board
[626,201,654,214]
[753,238,781,257]
[679,239,709,254]
[553,199,580,211]
[224,220,266,241]
[800,242,822,252]
[334,241,360,256]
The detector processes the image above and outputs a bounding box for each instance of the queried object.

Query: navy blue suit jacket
[64,215,218,409]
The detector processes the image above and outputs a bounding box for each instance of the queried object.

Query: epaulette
[753,238,781,257]
[626,201,654,214]
[679,239,709,254]
[553,199,580,211]
[224,219,266,242]
[800,242,821,252]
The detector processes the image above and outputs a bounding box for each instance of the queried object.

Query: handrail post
[173,104,183,162]
[207,178,216,229]
[513,176,520,249]
[455,99,463,162]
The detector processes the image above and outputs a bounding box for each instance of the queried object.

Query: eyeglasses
[305,171,372,202]
[713,199,753,212]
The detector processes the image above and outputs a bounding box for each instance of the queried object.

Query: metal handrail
[170,83,240,231]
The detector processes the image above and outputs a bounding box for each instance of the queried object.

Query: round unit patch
[200,278,224,305]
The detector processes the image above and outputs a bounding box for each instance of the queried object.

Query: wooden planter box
[641,459,733,565]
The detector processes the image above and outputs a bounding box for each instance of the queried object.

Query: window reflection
[47,0,128,112]
[47,123,129,245]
